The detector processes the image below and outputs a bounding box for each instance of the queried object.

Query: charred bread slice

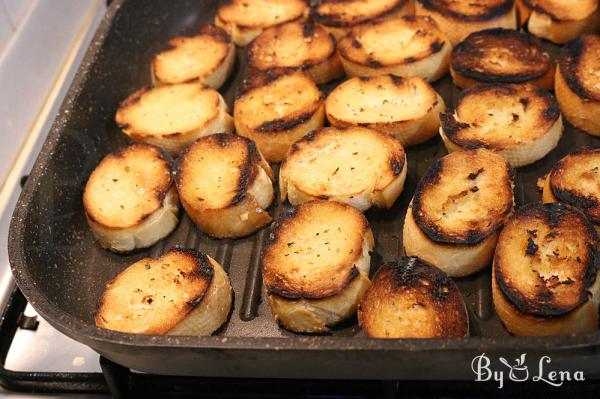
[115,82,234,155]
[517,0,600,44]
[234,71,325,163]
[262,200,374,333]
[83,144,179,253]
[325,75,445,147]
[175,134,274,238]
[151,24,235,88]
[415,0,517,45]
[96,248,232,335]
[311,0,414,40]
[403,149,514,277]
[279,126,407,212]
[439,83,563,168]
[247,22,343,84]
[215,0,309,46]
[358,257,469,338]
[555,35,600,137]
[543,148,600,231]
[492,202,600,336]
[337,15,451,82]
[450,28,554,90]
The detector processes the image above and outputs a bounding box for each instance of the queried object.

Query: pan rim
[7,0,600,357]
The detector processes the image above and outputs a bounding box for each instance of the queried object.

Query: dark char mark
[559,36,600,102]
[419,0,515,22]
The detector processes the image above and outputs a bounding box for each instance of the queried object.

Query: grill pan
[8,0,600,379]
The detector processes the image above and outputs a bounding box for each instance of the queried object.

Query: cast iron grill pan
[8,0,600,379]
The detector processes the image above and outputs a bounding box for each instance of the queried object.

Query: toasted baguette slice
[338,16,451,82]
[279,126,407,211]
[542,148,600,230]
[517,0,600,44]
[415,0,517,45]
[439,83,563,168]
[96,248,232,335]
[262,200,374,333]
[215,0,309,46]
[247,22,343,84]
[234,72,325,163]
[492,203,600,336]
[175,134,274,238]
[325,75,445,147]
[450,28,554,90]
[358,257,469,338]
[83,144,179,253]
[151,24,235,88]
[115,82,234,155]
[403,149,514,277]
[311,0,414,40]
[555,35,600,137]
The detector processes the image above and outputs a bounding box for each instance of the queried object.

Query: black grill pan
[8,0,600,379]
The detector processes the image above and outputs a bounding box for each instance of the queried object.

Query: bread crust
[262,200,374,332]
[234,71,325,163]
[175,134,274,238]
[151,24,235,88]
[450,28,554,89]
[311,0,414,40]
[403,149,514,276]
[358,257,469,338]
[247,22,343,84]
[215,0,309,46]
[492,202,600,336]
[116,82,234,155]
[96,248,232,336]
[439,83,563,167]
[279,126,407,211]
[543,148,600,226]
[555,35,600,136]
[83,144,179,253]
[337,15,451,82]
[517,0,600,44]
[326,75,445,147]
[415,0,517,44]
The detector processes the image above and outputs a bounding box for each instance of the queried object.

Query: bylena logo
[471,353,585,389]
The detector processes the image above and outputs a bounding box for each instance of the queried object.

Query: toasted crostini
[517,0,600,44]
[83,144,179,253]
[247,22,343,85]
[325,75,445,147]
[262,200,374,333]
[175,134,274,238]
[403,149,514,277]
[311,0,414,40]
[450,28,554,90]
[215,0,309,46]
[542,148,600,231]
[234,71,325,163]
[492,203,600,336]
[279,126,407,212]
[358,257,469,338]
[96,248,232,335]
[555,35,600,137]
[151,24,235,88]
[415,0,517,45]
[439,83,563,168]
[115,82,233,155]
[337,15,451,82]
